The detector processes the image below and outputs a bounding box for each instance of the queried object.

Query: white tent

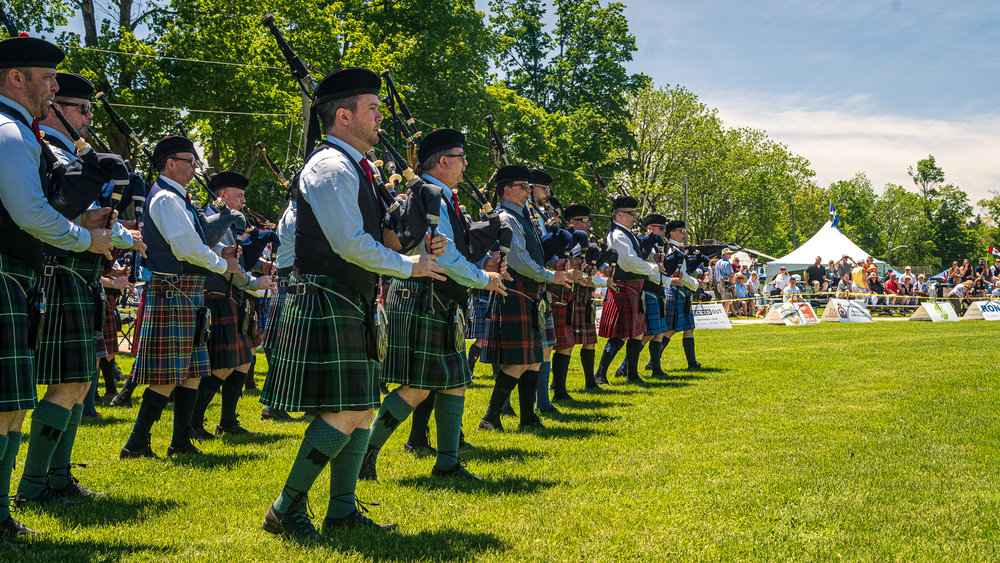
[764,221,886,279]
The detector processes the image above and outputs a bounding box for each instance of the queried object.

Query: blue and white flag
[829,201,840,228]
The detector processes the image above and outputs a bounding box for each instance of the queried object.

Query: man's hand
[224,257,242,274]
[484,271,507,296]
[130,230,147,258]
[551,270,571,288]
[87,228,114,259]
[221,245,240,259]
[257,275,277,292]
[260,260,277,276]
[499,258,512,281]
[408,254,446,281]
[424,233,447,257]
[80,207,114,229]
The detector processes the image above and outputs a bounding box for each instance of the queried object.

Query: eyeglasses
[618,210,637,216]
[572,217,591,223]
[170,157,197,166]
[443,153,466,159]
[57,101,91,114]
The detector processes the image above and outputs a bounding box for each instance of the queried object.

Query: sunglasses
[618,210,637,216]
[57,101,92,114]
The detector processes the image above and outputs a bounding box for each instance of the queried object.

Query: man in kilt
[594,196,664,386]
[661,220,707,369]
[0,37,115,540]
[479,165,571,432]
[119,136,243,460]
[190,171,275,441]
[259,67,446,539]
[258,199,295,421]
[360,128,507,483]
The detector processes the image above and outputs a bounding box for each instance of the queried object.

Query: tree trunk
[80,0,98,46]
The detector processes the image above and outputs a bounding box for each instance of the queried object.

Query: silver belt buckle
[164,289,175,299]
[43,264,55,277]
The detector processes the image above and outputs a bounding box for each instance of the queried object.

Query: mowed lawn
[9,320,1000,561]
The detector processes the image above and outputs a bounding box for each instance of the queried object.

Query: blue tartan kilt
[465,291,490,340]
[644,290,667,335]
[0,255,37,412]
[664,286,695,333]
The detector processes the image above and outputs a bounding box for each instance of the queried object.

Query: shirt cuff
[70,225,92,253]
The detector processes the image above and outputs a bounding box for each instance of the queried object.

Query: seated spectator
[990,258,1000,281]
[836,273,853,299]
[732,273,749,317]
[852,263,870,295]
[824,259,838,289]
[971,277,988,298]
[883,271,900,306]
[913,274,930,299]
[782,275,804,303]
[867,272,885,306]
[898,269,915,305]
[948,280,974,313]
[974,258,987,278]
[805,256,829,294]
[771,266,791,296]
[959,258,974,283]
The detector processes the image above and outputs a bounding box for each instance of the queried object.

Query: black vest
[294,141,384,303]
[608,224,646,282]
[0,102,50,273]
[436,196,474,303]
[142,179,213,276]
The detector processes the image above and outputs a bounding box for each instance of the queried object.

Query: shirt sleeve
[609,230,658,278]
[504,212,554,283]
[434,201,489,289]
[148,191,227,274]
[0,122,91,252]
[301,152,413,279]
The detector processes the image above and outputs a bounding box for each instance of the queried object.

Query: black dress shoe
[12,489,72,507]
[624,376,647,386]
[166,443,203,456]
[477,416,503,431]
[108,389,132,408]
[688,362,703,370]
[593,376,610,386]
[517,417,546,430]
[191,425,216,441]
[120,445,158,459]
[322,511,397,533]
[215,422,259,436]
[403,441,436,454]
[262,495,321,540]
[499,404,517,417]
[49,478,106,499]
[0,515,41,538]
[260,407,292,421]
[551,392,574,402]
[614,365,626,378]
[358,448,378,482]
[537,405,561,415]
[431,462,482,481]
[649,370,667,378]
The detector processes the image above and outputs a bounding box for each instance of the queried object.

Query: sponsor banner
[764,302,820,326]
[908,302,960,322]
[693,303,732,330]
[962,300,1000,321]
[821,299,874,323]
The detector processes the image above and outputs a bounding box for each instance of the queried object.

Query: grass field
[7,320,1000,561]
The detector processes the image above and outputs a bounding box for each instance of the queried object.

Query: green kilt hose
[102,291,121,358]
[382,278,472,390]
[644,289,667,335]
[481,279,544,366]
[598,279,646,339]
[465,290,489,340]
[259,278,288,352]
[130,273,210,385]
[35,255,101,385]
[571,283,597,345]
[260,273,379,413]
[664,286,696,332]
[0,254,37,412]
[205,292,253,370]
[549,285,575,349]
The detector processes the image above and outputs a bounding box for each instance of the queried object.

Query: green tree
[828,173,880,253]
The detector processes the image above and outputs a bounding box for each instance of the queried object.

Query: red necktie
[360,158,375,189]
[30,119,43,147]
[451,191,462,220]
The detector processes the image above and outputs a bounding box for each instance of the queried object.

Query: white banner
[693,303,732,330]
[962,300,1000,321]
[821,299,874,323]
[909,302,960,322]
[764,302,820,326]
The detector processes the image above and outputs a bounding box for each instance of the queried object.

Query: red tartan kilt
[549,286,575,349]
[102,293,119,357]
[598,279,646,339]
[248,297,262,348]
[481,280,544,366]
[130,289,145,355]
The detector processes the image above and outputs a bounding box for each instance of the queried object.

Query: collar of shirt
[612,221,630,230]
[325,134,364,165]
[500,199,525,217]
[38,124,75,154]
[0,93,32,123]
[421,173,454,198]
[158,174,190,195]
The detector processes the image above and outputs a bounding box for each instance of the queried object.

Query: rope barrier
[98,102,295,118]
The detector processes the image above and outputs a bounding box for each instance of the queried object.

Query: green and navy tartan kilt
[205,293,253,370]
[598,280,646,339]
[382,279,471,390]
[549,285,575,349]
[260,273,379,413]
[644,289,667,336]
[130,274,210,385]
[259,279,288,352]
[481,280,544,366]
[571,284,597,345]
[102,292,120,358]
[465,291,490,340]
[35,256,100,385]
[664,286,695,332]
[0,254,37,412]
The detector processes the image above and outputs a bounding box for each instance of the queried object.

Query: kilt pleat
[247,297,262,349]
[206,293,253,370]
[549,286,575,349]
[465,291,490,340]
[259,281,287,351]
[571,284,597,345]
[382,279,471,390]
[102,293,120,358]
[664,286,695,332]
[644,289,667,335]
[260,273,379,413]
[480,281,544,366]
[0,255,37,412]
[130,274,210,385]
[598,279,646,339]
[35,256,100,385]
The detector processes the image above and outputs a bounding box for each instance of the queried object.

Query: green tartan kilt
[381,278,471,390]
[0,254,37,412]
[35,255,100,385]
[260,273,380,413]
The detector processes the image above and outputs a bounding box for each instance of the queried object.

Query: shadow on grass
[397,474,557,496]
[168,451,266,469]
[542,411,618,424]
[79,415,131,428]
[676,366,722,374]
[320,527,506,560]
[553,397,618,410]
[27,495,182,528]
[215,432,295,445]
[517,425,612,440]
[465,446,546,464]
[15,538,171,563]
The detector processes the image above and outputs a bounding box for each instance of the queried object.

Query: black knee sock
[467,344,482,374]
[220,370,248,428]
[170,387,199,449]
[99,358,118,396]
[191,375,224,430]
[517,370,540,425]
[408,392,435,446]
[484,370,519,421]
[245,358,258,390]
[118,375,138,399]
[124,389,169,451]
[648,340,664,373]
[581,348,596,386]
[596,338,625,378]
[683,337,698,368]
[625,339,643,380]
[551,353,571,396]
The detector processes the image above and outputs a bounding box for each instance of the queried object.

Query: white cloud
[701,91,1000,206]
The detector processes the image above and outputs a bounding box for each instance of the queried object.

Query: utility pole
[683,175,689,229]
[791,201,798,249]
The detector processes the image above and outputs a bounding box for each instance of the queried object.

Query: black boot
[109,375,139,408]
[624,339,646,385]
[683,337,701,369]
[594,339,625,385]
[648,340,666,377]
[517,370,543,429]
[580,348,598,389]
[479,370,518,431]
[190,376,224,441]
[550,353,573,401]
[167,387,202,456]
[466,343,482,376]
[99,358,119,398]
